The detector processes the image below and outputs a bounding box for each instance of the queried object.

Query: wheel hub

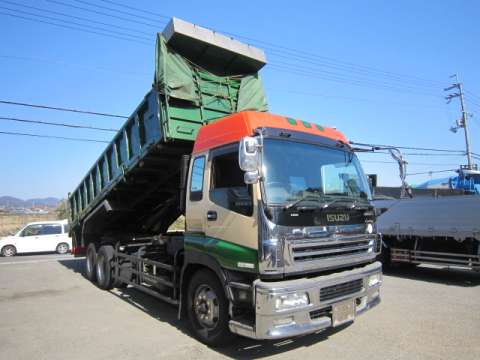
[193,285,219,329]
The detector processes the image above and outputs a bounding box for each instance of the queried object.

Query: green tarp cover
[154,35,268,112]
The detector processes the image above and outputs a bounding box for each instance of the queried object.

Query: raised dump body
[68,18,267,241]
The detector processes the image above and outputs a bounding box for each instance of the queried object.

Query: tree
[55,200,68,220]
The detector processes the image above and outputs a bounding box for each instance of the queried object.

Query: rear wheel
[1,245,16,257]
[56,243,69,254]
[187,269,232,347]
[85,243,97,282]
[95,245,115,290]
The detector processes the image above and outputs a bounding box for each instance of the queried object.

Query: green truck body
[69,27,267,235]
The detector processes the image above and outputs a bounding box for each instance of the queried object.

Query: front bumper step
[229,261,382,340]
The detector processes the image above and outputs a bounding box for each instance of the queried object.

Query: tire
[95,245,115,290]
[187,269,232,347]
[56,242,69,254]
[1,245,16,257]
[377,243,391,269]
[85,243,97,282]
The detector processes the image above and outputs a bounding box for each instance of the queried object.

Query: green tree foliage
[55,200,68,220]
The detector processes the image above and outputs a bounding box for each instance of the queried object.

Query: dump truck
[69,18,382,346]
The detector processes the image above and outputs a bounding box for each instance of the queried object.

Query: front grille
[309,306,331,320]
[292,236,374,263]
[320,278,363,302]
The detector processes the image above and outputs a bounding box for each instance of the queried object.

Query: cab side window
[190,156,205,201]
[210,150,253,216]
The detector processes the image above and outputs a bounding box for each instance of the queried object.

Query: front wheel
[1,245,17,257]
[187,269,232,347]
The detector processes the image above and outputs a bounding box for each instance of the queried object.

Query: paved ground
[0,254,479,360]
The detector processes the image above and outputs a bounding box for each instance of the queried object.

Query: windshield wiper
[283,195,321,210]
[284,194,369,211]
[320,197,369,209]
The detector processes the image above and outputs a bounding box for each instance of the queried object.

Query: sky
[1,0,479,199]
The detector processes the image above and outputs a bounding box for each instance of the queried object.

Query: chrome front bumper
[229,261,382,340]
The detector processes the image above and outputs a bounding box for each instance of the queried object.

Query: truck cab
[182,111,382,341]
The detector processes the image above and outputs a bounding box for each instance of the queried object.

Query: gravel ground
[0,254,479,360]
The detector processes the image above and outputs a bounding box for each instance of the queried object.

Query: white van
[0,220,71,256]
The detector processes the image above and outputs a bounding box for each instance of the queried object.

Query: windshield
[262,139,372,205]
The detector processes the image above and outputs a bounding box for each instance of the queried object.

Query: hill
[0,196,61,208]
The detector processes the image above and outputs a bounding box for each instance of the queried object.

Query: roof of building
[193,111,349,154]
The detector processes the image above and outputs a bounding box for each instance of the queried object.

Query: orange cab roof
[192,111,349,154]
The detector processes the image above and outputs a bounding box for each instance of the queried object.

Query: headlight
[274,292,309,310]
[365,222,374,234]
[368,273,382,287]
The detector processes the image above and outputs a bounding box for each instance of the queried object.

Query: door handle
[207,211,217,221]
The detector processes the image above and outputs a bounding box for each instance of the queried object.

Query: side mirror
[239,137,259,172]
[244,170,260,184]
[367,174,377,196]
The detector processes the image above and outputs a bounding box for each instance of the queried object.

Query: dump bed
[68,18,267,237]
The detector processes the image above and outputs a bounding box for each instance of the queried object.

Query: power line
[403,152,465,157]
[465,96,480,110]
[0,54,150,79]
[67,0,447,93]
[4,0,447,97]
[269,59,440,94]
[0,100,128,118]
[0,0,152,36]
[0,116,118,132]
[267,88,444,109]
[351,141,466,153]
[100,0,444,88]
[361,160,460,166]
[47,0,167,29]
[0,11,150,46]
[359,151,467,157]
[268,64,439,97]
[99,0,170,18]
[0,130,109,143]
[406,169,457,176]
[241,40,444,88]
[0,5,151,43]
[267,50,441,92]
[75,0,169,22]
[465,90,480,102]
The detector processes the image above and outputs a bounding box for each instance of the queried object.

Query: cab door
[185,154,208,233]
[204,145,258,252]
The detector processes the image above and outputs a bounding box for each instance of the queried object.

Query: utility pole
[445,74,475,169]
